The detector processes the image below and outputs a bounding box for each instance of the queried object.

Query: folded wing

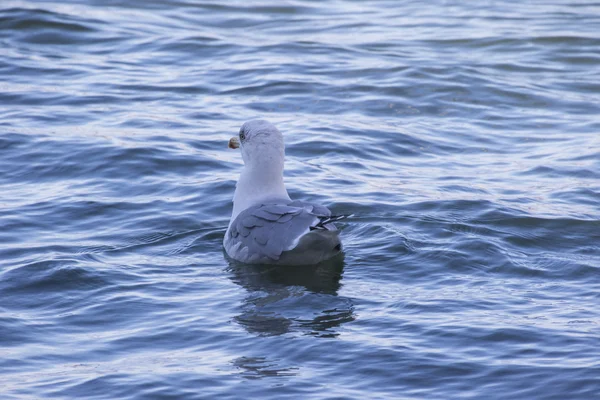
[224,201,343,264]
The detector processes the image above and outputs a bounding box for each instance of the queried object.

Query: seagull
[223,120,346,265]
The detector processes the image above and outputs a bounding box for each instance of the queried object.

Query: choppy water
[1,0,600,399]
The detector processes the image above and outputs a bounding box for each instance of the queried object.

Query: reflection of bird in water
[228,254,344,294]
[226,255,354,338]
[232,356,298,380]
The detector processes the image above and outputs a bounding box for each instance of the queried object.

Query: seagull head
[229,120,285,169]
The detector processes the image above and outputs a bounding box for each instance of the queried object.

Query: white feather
[230,120,291,224]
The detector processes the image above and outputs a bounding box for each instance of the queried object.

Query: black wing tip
[310,214,352,230]
[325,214,352,223]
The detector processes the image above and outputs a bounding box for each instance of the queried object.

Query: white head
[229,119,285,170]
[228,120,291,221]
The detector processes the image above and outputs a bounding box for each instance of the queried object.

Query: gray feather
[238,225,251,237]
[224,200,342,265]
[262,204,297,215]
[253,224,271,245]
[309,204,331,217]
[277,213,294,223]
[242,215,264,228]
[252,208,281,221]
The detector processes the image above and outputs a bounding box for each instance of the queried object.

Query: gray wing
[225,202,336,263]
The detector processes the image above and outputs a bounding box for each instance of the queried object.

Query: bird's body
[224,120,344,265]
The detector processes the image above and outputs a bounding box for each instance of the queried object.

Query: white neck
[231,160,291,222]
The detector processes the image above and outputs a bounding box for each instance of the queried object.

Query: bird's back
[224,201,344,265]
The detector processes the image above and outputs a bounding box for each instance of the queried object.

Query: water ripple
[1,0,600,399]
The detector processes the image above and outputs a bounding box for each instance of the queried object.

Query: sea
[1,1,599,399]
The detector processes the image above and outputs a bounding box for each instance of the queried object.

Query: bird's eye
[239,132,246,140]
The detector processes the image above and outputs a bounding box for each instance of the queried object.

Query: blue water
[1,1,599,399]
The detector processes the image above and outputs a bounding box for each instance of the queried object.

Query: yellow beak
[228,137,240,149]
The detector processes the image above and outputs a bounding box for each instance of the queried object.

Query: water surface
[1,1,599,399]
